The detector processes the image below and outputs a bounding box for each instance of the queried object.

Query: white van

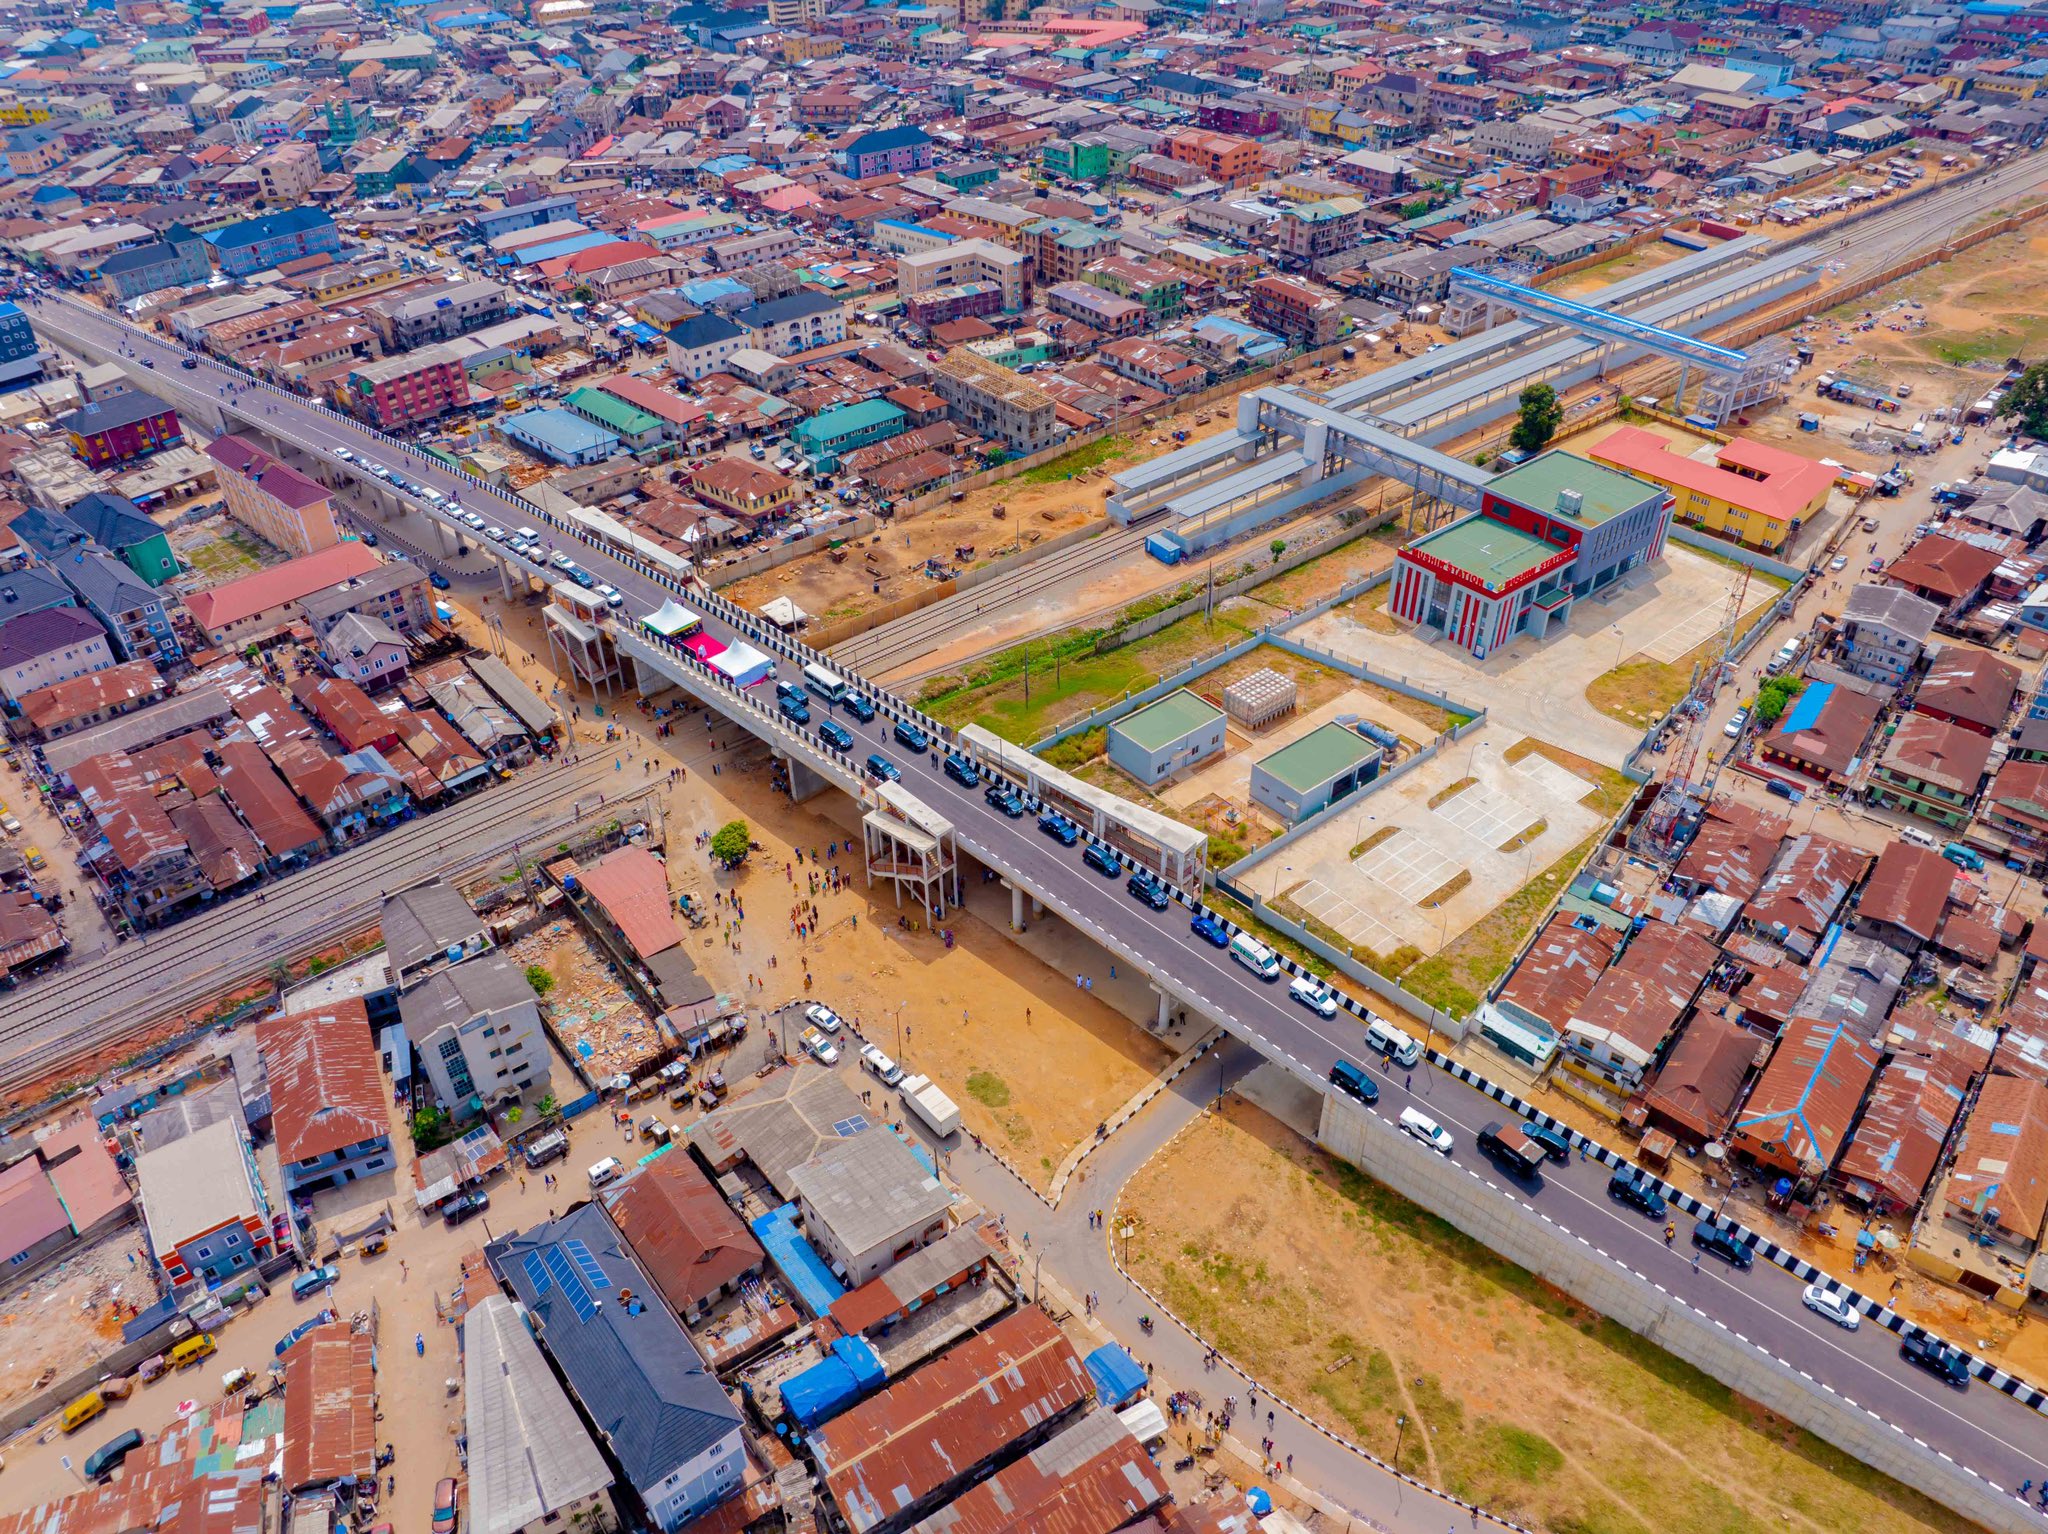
[1898,825,1938,849]
[1366,1017,1423,1068]
[1765,638,1800,675]
[1230,932,1281,981]
[587,1156,624,1189]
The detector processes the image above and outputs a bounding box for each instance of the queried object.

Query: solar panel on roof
[523,1250,552,1297]
[544,1246,600,1321]
[565,1237,609,1289]
[832,1114,869,1137]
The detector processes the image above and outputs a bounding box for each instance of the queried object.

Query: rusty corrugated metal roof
[908,1409,1167,1534]
[811,1307,1089,1534]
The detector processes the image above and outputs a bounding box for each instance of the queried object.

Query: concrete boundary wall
[705,513,876,588]
[1312,1090,2043,1534]
[1667,523,1805,582]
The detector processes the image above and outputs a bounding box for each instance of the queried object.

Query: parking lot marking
[1292,877,1403,954]
[1434,785,1537,846]
[1357,836,1462,902]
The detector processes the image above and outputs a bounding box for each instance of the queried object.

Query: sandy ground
[0,1218,157,1416]
[723,346,1411,633]
[1121,1096,1965,1534]
[1823,218,2048,377]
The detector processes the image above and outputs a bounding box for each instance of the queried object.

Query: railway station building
[1389,451,1671,661]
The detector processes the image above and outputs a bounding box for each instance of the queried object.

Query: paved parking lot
[1252,726,1605,960]
[1433,783,1538,847]
[1356,834,1462,901]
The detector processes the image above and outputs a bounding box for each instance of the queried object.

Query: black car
[1606,1170,1667,1219]
[943,752,980,788]
[842,694,876,722]
[1082,842,1121,877]
[985,783,1026,817]
[180,356,199,370]
[1038,811,1079,846]
[442,1190,491,1226]
[1690,1221,1753,1269]
[818,719,853,751]
[1522,1123,1572,1164]
[1899,1333,1971,1388]
[893,719,929,752]
[866,752,900,782]
[1127,872,1169,909]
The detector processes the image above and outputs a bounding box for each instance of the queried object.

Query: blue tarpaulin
[781,1335,886,1426]
[1084,1342,1147,1407]
[751,1203,846,1318]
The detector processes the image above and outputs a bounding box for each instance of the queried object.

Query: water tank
[446,944,465,965]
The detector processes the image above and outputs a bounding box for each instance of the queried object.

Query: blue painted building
[0,300,40,387]
[207,208,342,278]
[500,407,621,466]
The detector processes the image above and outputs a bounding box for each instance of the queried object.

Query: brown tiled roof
[1885,533,2000,602]
[1944,1073,2048,1245]
[1913,648,2019,733]
[811,1308,1088,1534]
[18,658,162,734]
[1876,710,1993,796]
[600,1151,763,1315]
[1761,684,1883,779]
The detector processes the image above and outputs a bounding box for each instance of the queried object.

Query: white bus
[803,662,847,704]
[1229,932,1280,981]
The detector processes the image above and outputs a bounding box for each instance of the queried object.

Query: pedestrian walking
[414,1332,426,1357]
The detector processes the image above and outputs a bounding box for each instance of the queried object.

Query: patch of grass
[920,605,1254,744]
[1404,833,1599,1018]
[1428,776,1476,810]
[1585,658,1691,726]
[1500,818,1548,854]
[965,1070,1012,1108]
[1124,1109,1962,1534]
[1343,587,1402,635]
[1418,869,1471,908]
[1204,891,1334,979]
[1011,434,1131,485]
[1350,824,1398,860]
[1042,726,1105,772]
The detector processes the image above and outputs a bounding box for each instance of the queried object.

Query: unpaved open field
[724,348,1404,630]
[1832,219,2048,373]
[1121,1099,1971,1534]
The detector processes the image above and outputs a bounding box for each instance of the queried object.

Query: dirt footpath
[1120,1098,1965,1534]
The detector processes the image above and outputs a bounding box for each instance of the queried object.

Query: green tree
[711,819,752,867]
[1752,674,1805,728]
[411,1106,455,1152]
[1995,361,2048,438]
[1270,538,1287,564]
[1510,383,1563,456]
[537,1094,558,1119]
[525,963,555,997]
[569,283,597,304]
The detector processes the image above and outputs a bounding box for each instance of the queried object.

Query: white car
[333,447,355,463]
[1399,1107,1454,1155]
[800,1026,840,1066]
[550,551,575,570]
[1724,707,1749,739]
[1801,1283,1861,1330]
[859,1043,903,1085]
[597,584,625,608]
[462,511,487,531]
[1289,975,1339,1018]
[369,465,391,481]
[484,525,507,541]
[806,1003,844,1035]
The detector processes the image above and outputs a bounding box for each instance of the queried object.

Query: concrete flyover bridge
[30,288,2048,1532]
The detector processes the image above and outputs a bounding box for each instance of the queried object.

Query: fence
[893,335,1365,518]
[703,513,876,589]
[1213,875,1466,1038]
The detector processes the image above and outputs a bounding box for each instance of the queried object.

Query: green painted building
[793,398,907,471]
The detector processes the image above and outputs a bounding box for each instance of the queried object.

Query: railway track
[0,758,630,1090]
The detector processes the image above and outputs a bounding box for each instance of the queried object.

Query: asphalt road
[28,285,2048,1511]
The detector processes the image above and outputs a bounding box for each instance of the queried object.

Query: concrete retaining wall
[1313,1091,2041,1534]
[1667,524,1805,583]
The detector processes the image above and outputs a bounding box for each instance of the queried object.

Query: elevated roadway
[25,280,2048,1526]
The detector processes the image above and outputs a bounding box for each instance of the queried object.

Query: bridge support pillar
[1011,883,1025,931]
[1235,394,1261,460]
[499,559,517,601]
[782,753,829,803]
[1156,988,1172,1030]
[1302,421,1329,484]
[432,518,456,557]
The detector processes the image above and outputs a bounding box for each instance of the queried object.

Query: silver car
[1800,1284,1861,1330]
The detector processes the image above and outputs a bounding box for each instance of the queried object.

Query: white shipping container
[898,1074,962,1137]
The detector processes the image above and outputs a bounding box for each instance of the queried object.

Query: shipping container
[898,1074,962,1137]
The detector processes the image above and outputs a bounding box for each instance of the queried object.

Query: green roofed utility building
[565,387,666,457]
[1389,449,1671,661]
[793,398,907,472]
[1108,687,1227,785]
[1250,721,1382,823]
